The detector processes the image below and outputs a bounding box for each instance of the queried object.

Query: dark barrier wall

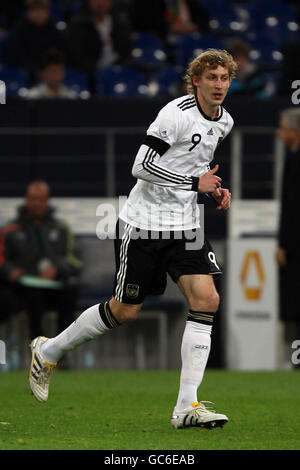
[0,96,291,128]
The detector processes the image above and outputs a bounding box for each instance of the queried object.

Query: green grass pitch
[0,369,299,450]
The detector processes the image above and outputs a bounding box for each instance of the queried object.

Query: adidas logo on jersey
[207,128,214,135]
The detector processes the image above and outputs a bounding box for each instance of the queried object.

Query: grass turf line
[0,370,299,450]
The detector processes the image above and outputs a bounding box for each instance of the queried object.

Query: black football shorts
[113,220,222,305]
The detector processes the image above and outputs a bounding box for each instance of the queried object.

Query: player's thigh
[177,274,220,312]
[113,222,166,306]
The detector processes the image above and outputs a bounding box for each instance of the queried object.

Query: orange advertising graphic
[240,251,265,301]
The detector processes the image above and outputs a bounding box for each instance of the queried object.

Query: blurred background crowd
[0,0,299,100]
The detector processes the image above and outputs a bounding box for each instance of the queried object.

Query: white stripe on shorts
[115,223,133,301]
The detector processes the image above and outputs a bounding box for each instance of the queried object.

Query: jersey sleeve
[224,111,234,138]
[131,103,199,191]
[146,102,181,147]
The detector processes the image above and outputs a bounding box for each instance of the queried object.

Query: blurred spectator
[283,0,300,22]
[0,0,24,38]
[3,0,64,84]
[131,0,168,40]
[26,49,79,98]
[0,180,82,340]
[278,39,300,96]
[226,39,266,98]
[65,0,132,88]
[275,108,300,368]
[131,0,210,43]
[165,0,210,38]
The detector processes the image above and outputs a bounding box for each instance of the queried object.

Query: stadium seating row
[0,27,289,99]
[0,61,281,99]
[45,0,299,44]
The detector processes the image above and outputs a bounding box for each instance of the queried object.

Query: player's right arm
[131,141,199,191]
[132,103,221,193]
[132,144,221,193]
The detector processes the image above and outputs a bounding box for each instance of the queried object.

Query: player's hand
[9,267,25,283]
[212,187,231,210]
[40,264,58,280]
[198,165,222,194]
[275,247,287,267]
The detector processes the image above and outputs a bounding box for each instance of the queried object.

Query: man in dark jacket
[65,0,132,89]
[131,0,210,41]
[0,180,82,339]
[275,107,300,367]
[4,0,64,85]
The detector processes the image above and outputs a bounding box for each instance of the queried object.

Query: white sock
[41,304,108,363]
[175,321,212,411]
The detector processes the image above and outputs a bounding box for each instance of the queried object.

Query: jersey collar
[195,94,223,122]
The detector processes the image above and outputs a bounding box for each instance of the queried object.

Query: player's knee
[110,298,141,324]
[190,291,220,313]
[120,305,140,323]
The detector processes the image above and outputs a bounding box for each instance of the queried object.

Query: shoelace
[193,401,216,416]
[198,400,215,409]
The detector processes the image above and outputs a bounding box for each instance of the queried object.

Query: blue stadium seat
[131,33,167,68]
[148,66,183,97]
[247,34,283,65]
[261,21,299,47]
[200,0,246,33]
[0,33,8,65]
[248,0,297,21]
[248,0,299,46]
[50,2,66,23]
[96,65,148,97]
[64,67,89,95]
[70,0,82,15]
[174,33,223,68]
[0,65,27,97]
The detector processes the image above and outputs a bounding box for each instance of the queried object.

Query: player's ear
[192,75,199,87]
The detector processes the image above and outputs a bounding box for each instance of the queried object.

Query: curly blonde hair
[184,49,238,95]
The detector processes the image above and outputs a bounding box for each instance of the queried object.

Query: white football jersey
[119,94,234,231]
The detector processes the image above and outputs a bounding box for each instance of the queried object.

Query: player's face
[42,64,65,89]
[27,6,50,26]
[193,65,231,112]
[26,185,49,220]
[88,0,112,16]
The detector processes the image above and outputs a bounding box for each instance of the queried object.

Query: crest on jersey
[126,283,139,298]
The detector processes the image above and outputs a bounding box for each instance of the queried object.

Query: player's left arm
[131,103,199,191]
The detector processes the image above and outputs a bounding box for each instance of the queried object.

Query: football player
[29,48,237,429]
